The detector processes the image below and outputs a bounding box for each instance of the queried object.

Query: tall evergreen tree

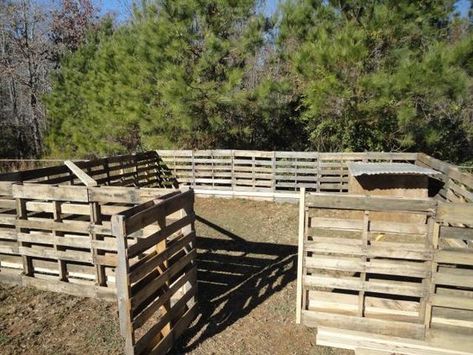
[46,0,473,163]
[46,0,268,157]
[278,0,473,161]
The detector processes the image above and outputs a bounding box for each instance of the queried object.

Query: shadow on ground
[174,214,297,353]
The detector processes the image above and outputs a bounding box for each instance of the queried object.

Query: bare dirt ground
[0,197,351,355]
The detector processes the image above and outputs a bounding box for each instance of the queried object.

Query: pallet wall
[0,183,196,354]
[297,191,473,342]
[416,153,473,203]
[113,188,197,355]
[297,192,436,339]
[0,184,175,299]
[0,151,177,188]
[430,202,473,334]
[157,150,418,193]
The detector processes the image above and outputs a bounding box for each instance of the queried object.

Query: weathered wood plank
[302,310,425,339]
[305,193,436,212]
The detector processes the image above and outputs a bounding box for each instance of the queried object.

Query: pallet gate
[0,150,472,354]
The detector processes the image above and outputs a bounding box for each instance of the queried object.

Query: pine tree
[46,0,268,156]
[278,0,473,161]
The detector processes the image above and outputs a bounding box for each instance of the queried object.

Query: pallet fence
[113,188,197,355]
[297,190,473,354]
[1,151,177,188]
[0,183,179,298]
[0,150,472,354]
[1,151,471,203]
[157,150,418,195]
[0,152,195,355]
[417,153,473,203]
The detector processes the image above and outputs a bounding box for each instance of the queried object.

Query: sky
[98,0,281,19]
[99,0,471,21]
[456,0,471,16]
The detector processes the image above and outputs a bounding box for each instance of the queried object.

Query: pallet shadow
[174,215,297,353]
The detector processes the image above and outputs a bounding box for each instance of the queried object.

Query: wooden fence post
[424,218,439,329]
[296,187,306,324]
[112,214,135,355]
[191,150,195,188]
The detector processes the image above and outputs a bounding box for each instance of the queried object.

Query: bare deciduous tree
[0,0,97,157]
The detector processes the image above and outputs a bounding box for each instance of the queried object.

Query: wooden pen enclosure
[0,151,197,355]
[0,149,471,354]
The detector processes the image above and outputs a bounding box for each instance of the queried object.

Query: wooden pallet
[297,191,473,355]
[157,150,418,194]
[317,326,473,355]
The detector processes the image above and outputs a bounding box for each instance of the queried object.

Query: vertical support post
[119,158,125,185]
[252,155,256,191]
[90,201,106,286]
[53,200,67,281]
[191,150,195,188]
[231,150,235,191]
[104,159,111,185]
[69,170,75,185]
[271,151,276,196]
[180,188,197,304]
[316,154,321,193]
[112,214,135,355]
[423,216,439,329]
[358,211,370,317]
[296,187,306,324]
[156,212,171,339]
[16,194,33,276]
[133,155,139,187]
[211,150,215,189]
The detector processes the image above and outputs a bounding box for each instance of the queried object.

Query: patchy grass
[0,331,10,345]
[0,197,351,355]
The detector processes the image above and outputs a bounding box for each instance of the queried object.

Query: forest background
[1,0,473,164]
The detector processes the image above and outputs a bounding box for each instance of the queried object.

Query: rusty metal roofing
[347,162,440,177]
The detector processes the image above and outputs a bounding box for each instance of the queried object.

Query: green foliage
[46,0,270,157]
[279,0,473,162]
[46,0,473,163]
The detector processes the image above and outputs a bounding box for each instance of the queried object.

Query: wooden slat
[436,202,473,225]
[64,160,98,187]
[431,294,473,311]
[435,250,473,266]
[129,231,194,283]
[302,310,425,339]
[12,184,89,202]
[306,193,436,212]
[304,275,425,297]
[131,249,196,311]
[440,226,473,241]
[125,189,192,235]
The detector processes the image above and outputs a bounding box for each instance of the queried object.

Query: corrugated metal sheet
[347,162,440,177]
